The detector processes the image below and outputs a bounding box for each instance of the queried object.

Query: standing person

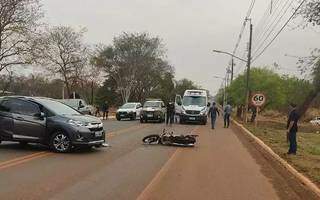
[166,102,175,125]
[223,103,232,128]
[208,102,220,129]
[102,101,109,120]
[95,105,100,117]
[287,103,299,155]
[78,100,83,110]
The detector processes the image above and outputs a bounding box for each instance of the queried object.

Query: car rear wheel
[116,117,121,121]
[50,131,72,153]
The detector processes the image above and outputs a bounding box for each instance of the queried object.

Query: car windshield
[121,103,136,109]
[144,101,161,108]
[37,99,81,115]
[183,96,206,107]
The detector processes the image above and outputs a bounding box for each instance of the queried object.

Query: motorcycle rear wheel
[142,135,160,144]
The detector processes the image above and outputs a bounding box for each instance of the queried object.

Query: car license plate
[120,114,125,117]
[189,117,196,121]
[95,131,103,137]
[147,114,153,118]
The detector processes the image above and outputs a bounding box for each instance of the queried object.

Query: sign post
[251,93,266,127]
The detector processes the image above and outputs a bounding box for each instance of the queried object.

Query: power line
[227,0,256,82]
[252,0,295,56]
[253,0,282,43]
[253,0,286,44]
[252,0,307,62]
[231,0,256,56]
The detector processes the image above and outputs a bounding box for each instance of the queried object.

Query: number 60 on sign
[251,93,266,107]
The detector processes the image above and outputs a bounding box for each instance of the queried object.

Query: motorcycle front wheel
[142,135,160,144]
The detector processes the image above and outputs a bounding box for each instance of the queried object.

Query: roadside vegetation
[0,0,201,107]
[215,2,320,186]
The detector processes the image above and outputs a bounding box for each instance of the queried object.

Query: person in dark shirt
[166,102,175,125]
[287,103,299,155]
[208,102,220,129]
[102,101,109,120]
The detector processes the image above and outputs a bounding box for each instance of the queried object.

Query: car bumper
[116,112,135,119]
[73,140,105,146]
[180,114,207,122]
[71,129,105,147]
[140,113,162,120]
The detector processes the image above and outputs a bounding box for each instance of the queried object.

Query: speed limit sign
[251,93,266,107]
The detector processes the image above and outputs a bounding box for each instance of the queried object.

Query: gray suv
[0,96,105,153]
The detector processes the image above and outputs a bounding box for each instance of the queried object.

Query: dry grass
[243,120,320,186]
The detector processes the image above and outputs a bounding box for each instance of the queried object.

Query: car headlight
[68,119,86,127]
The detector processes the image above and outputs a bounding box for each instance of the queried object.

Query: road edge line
[232,119,320,198]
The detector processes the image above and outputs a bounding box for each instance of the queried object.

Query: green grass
[243,121,320,186]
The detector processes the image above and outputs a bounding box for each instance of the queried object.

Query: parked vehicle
[142,129,198,147]
[0,96,105,153]
[58,99,94,115]
[310,117,320,126]
[116,102,142,121]
[140,100,166,123]
[175,90,210,125]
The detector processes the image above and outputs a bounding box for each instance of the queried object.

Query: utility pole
[244,19,253,123]
[231,57,234,82]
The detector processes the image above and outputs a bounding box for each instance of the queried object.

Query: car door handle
[15,116,24,120]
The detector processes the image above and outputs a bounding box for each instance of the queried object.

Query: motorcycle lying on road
[142,129,198,147]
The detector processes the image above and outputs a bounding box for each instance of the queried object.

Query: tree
[147,72,175,103]
[31,26,88,97]
[299,0,320,26]
[92,32,173,104]
[0,0,42,72]
[174,78,201,97]
[219,67,314,113]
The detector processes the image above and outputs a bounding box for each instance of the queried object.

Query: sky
[40,0,320,95]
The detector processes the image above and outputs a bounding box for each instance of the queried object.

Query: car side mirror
[34,112,45,120]
[207,103,211,107]
[79,105,85,109]
[177,102,182,106]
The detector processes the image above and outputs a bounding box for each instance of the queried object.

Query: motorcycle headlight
[68,119,86,127]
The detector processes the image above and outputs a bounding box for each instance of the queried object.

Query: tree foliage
[0,0,42,72]
[92,32,173,104]
[31,26,89,97]
[299,0,320,26]
[217,68,314,111]
[174,78,201,97]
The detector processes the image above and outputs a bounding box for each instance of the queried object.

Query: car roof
[0,96,57,104]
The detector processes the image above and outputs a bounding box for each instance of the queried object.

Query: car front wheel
[50,131,72,153]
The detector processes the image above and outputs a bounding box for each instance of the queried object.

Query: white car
[116,102,142,121]
[310,117,320,126]
[58,99,95,115]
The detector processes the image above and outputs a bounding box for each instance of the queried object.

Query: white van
[175,90,210,125]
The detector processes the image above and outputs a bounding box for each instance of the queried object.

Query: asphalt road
[0,118,317,200]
